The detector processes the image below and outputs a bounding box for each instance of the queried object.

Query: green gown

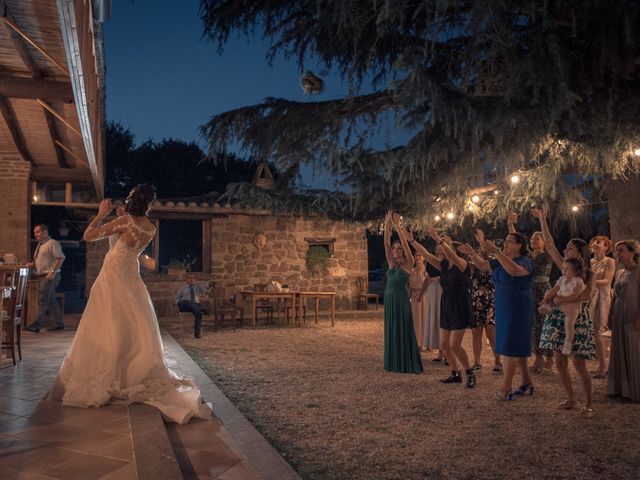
[384,268,424,373]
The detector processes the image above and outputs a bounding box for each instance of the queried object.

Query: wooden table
[240,291,297,329]
[297,291,336,326]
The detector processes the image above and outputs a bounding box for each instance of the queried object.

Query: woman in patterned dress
[534,207,596,418]
[588,236,616,378]
[470,242,501,372]
[508,213,554,373]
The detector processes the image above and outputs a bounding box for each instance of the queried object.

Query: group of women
[382,208,640,415]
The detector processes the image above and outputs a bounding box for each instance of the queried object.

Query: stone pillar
[607,176,640,242]
[0,154,31,262]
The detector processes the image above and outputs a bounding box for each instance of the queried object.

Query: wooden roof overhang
[0,0,106,197]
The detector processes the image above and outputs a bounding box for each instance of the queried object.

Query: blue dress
[490,256,534,357]
[383,268,423,373]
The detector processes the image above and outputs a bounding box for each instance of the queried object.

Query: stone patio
[0,317,300,480]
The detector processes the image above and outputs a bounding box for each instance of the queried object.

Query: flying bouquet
[301,71,324,94]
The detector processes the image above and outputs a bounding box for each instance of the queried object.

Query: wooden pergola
[0,0,106,199]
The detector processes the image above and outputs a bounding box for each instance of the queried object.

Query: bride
[48,184,212,424]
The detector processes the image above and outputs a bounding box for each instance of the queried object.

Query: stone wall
[85,213,369,317]
[0,154,30,262]
[209,214,368,310]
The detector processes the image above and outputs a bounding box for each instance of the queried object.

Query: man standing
[176,275,211,338]
[25,224,66,333]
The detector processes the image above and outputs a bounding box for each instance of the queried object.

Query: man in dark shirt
[176,275,212,338]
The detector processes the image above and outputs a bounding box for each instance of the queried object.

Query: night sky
[103,1,352,188]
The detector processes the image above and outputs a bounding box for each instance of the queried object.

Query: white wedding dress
[49,215,212,424]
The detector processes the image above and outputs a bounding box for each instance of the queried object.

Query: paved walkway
[0,321,300,480]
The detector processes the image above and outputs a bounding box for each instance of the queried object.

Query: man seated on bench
[176,275,212,338]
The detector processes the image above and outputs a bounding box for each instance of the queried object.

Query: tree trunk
[607,175,640,242]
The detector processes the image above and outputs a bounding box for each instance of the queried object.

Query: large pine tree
[199,1,640,230]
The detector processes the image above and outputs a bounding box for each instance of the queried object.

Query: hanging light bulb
[446,212,455,220]
[634,148,640,156]
[493,190,499,195]
[434,215,441,222]
[510,174,520,184]
[471,195,480,203]
[571,205,579,212]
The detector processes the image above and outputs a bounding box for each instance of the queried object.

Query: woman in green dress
[383,211,423,374]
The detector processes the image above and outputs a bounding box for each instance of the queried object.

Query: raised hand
[474,228,485,244]
[481,240,499,253]
[531,205,547,221]
[508,212,518,225]
[426,225,440,240]
[97,198,114,217]
[402,228,414,243]
[391,212,402,227]
[457,243,475,255]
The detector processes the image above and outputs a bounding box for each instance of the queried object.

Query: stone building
[85,198,369,318]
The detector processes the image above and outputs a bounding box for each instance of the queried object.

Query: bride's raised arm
[83,199,128,242]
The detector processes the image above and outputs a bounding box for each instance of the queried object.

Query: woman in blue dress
[462,231,534,399]
[382,211,423,374]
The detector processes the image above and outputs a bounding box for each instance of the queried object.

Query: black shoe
[194,333,202,338]
[25,325,40,333]
[513,383,534,396]
[47,325,64,332]
[465,369,477,389]
[440,371,462,384]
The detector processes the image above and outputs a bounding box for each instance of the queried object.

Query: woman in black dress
[408,227,477,388]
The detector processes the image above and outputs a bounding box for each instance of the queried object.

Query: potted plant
[306,246,330,274]
[165,257,195,279]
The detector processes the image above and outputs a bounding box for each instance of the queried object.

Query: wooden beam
[0,75,74,103]
[36,99,82,138]
[0,14,69,77]
[0,94,33,163]
[65,183,72,203]
[30,166,93,184]
[42,107,69,168]
[54,140,88,167]
[0,1,42,78]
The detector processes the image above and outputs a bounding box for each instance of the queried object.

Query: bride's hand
[98,199,113,217]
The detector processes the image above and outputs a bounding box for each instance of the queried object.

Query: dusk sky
[102,1,354,187]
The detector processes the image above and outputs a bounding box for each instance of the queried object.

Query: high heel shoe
[513,383,535,396]
[494,390,513,401]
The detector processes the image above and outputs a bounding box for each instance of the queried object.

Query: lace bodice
[106,215,155,254]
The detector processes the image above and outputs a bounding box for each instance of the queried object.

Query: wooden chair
[211,287,243,331]
[1,267,29,364]
[356,276,379,310]
[253,283,274,324]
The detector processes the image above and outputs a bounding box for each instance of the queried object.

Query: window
[158,220,203,272]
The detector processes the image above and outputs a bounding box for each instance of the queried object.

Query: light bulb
[493,190,499,195]
[634,148,640,156]
[510,174,520,184]
[571,205,579,212]
[471,195,480,203]
[446,212,455,220]
[434,215,441,222]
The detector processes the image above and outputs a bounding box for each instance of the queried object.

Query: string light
[471,195,480,203]
[493,190,499,195]
[446,212,455,220]
[634,148,640,156]
[434,215,441,222]
[571,205,579,212]
[510,174,520,184]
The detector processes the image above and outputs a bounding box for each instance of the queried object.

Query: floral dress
[531,252,553,356]
[471,267,495,326]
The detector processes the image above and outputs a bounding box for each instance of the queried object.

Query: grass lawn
[166,315,640,480]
